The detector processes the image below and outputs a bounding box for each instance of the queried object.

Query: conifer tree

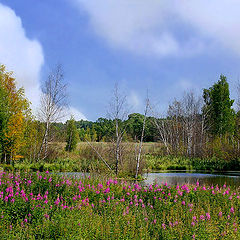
[65,117,78,152]
[91,128,97,142]
[203,75,235,136]
[84,127,91,142]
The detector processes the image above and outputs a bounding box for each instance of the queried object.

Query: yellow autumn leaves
[0,64,31,162]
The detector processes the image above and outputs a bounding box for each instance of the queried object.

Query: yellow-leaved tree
[0,64,31,164]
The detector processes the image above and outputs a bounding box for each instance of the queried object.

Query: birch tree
[181,92,202,156]
[135,97,149,178]
[37,64,67,160]
[149,103,170,154]
[108,83,128,175]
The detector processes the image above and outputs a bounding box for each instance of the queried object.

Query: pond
[142,171,240,187]
[58,171,240,187]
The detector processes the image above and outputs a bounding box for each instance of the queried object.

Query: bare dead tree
[165,92,205,157]
[108,83,128,175]
[37,64,67,160]
[150,91,205,158]
[135,96,150,179]
[167,99,183,154]
[149,103,170,154]
[181,92,202,156]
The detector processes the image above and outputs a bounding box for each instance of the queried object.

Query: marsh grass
[3,142,238,175]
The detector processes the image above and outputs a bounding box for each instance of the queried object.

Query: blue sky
[0,0,240,121]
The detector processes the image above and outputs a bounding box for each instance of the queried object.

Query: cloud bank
[0,3,87,120]
[74,0,240,57]
[0,3,44,108]
[61,106,87,123]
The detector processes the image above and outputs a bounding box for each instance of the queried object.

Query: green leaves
[65,117,78,152]
[203,75,235,136]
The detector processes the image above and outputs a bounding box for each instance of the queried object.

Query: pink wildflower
[206,213,210,220]
[162,223,166,229]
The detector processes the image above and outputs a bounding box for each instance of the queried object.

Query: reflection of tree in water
[143,173,240,187]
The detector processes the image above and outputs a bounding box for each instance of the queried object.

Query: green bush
[145,154,240,172]
[2,164,14,171]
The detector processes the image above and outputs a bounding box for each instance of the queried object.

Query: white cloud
[74,0,240,57]
[0,3,87,121]
[0,3,44,108]
[178,0,240,55]
[127,90,141,112]
[61,106,87,123]
[75,0,180,57]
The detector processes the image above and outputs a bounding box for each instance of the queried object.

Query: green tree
[22,120,43,162]
[65,117,78,152]
[127,113,145,141]
[78,128,86,141]
[94,118,113,141]
[84,127,91,142]
[91,128,97,142]
[203,75,235,136]
[0,82,8,156]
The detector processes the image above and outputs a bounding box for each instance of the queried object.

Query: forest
[0,64,240,176]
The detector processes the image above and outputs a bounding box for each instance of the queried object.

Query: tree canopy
[0,65,31,163]
[65,116,78,152]
[203,75,235,136]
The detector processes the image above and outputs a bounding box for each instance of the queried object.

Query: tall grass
[145,155,240,172]
[2,142,239,174]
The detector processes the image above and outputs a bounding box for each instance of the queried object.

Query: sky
[1,0,240,121]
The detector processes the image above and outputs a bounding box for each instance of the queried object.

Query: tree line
[1,64,240,173]
[66,75,239,158]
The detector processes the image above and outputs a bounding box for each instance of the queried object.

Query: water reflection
[142,172,240,187]
[56,171,240,187]
[57,172,90,177]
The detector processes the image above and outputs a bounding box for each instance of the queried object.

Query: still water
[59,171,240,187]
[142,172,240,187]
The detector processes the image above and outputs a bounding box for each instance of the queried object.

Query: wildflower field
[0,171,239,239]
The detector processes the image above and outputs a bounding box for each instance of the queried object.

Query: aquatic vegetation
[0,171,239,239]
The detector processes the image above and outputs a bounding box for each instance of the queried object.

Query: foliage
[203,75,235,136]
[0,171,239,239]
[126,113,145,140]
[67,116,157,143]
[0,78,8,156]
[1,63,240,173]
[0,65,31,163]
[145,154,240,172]
[21,120,44,162]
[65,117,78,152]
